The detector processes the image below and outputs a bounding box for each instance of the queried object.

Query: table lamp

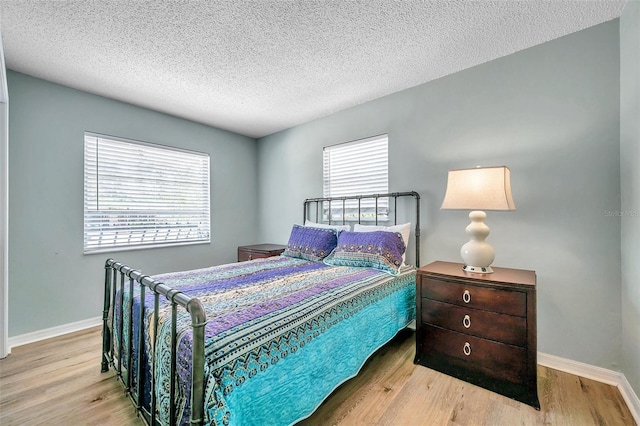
[441,166,516,273]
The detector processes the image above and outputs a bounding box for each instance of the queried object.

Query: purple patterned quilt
[117,255,416,425]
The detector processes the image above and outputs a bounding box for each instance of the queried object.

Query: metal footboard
[101,259,207,425]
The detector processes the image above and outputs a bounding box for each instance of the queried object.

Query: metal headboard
[303,191,421,266]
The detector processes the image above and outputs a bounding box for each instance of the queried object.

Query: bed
[101,191,421,425]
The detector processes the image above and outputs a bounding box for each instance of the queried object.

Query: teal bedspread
[118,256,416,425]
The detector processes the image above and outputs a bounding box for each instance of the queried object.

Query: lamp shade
[441,166,516,211]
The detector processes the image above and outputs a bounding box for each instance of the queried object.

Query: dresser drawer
[237,244,286,262]
[421,299,526,346]
[420,324,526,384]
[421,277,526,317]
[238,250,271,262]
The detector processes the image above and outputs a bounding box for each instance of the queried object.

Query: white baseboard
[620,374,640,426]
[406,319,416,331]
[7,316,102,353]
[539,352,640,424]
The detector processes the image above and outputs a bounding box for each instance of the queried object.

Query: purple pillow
[282,225,338,262]
[323,230,406,275]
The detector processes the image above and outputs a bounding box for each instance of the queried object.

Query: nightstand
[237,244,286,262]
[414,261,539,409]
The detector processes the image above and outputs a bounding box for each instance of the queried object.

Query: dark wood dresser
[237,244,286,262]
[415,261,539,409]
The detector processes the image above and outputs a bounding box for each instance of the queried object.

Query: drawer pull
[248,254,253,260]
[462,290,471,304]
[463,342,471,356]
[463,315,471,329]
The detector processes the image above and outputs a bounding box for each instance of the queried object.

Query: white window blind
[323,134,389,221]
[83,133,210,253]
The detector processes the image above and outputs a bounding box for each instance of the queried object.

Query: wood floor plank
[0,326,636,426]
[0,327,142,426]
[299,329,415,426]
[309,330,418,426]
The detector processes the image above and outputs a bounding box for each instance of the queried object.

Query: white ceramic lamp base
[460,210,495,273]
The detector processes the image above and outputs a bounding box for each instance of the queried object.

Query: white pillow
[304,220,351,233]
[353,222,411,263]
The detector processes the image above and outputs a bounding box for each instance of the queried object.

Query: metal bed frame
[101,191,420,425]
[101,262,206,425]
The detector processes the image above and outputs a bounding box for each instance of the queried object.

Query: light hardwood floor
[0,327,636,425]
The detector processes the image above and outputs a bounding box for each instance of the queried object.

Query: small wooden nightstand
[237,244,286,262]
[414,261,539,409]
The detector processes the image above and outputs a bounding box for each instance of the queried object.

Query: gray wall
[620,1,640,395]
[7,71,259,336]
[258,22,623,371]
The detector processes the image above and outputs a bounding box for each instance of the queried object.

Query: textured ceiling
[0,0,627,138]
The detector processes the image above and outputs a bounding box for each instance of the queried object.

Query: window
[323,134,389,221]
[83,133,210,253]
